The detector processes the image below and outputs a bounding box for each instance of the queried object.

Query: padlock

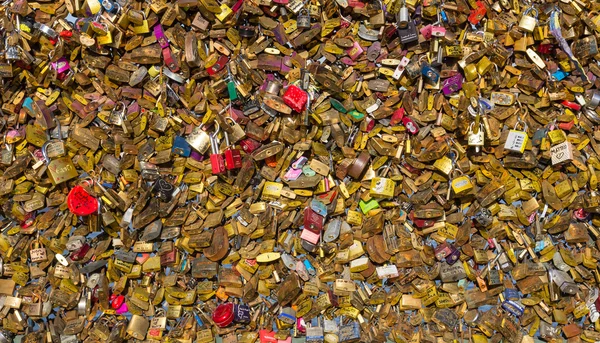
[297,9,311,29]
[504,119,529,154]
[213,303,235,328]
[29,234,47,263]
[4,37,20,62]
[238,17,256,38]
[42,140,78,185]
[0,136,13,166]
[209,123,226,175]
[519,7,538,32]
[224,131,242,170]
[283,84,308,113]
[126,315,149,340]
[186,123,211,154]
[467,122,484,153]
[421,64,440,84]
[370,164,395,199]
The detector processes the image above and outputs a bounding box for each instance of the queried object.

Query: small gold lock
[518,7,538,32]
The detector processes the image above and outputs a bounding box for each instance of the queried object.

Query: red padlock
[206,55,229,76]
[213,303,235,328]
[303,207,324,233]
[111,294,125,310]
[67,181,99,216]
[240,138,261,154]
[468,1,486,25]
[282,85,308,113]
[390,108,405,126]
[210,123,226,175]
[224,131,242,170]
[402,116,419,135]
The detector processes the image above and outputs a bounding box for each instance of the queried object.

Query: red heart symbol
[67,185,98,216]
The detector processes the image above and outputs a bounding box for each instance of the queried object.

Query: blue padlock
[172,136,191,157]
[421,64,440,84]
[552,69,568,81]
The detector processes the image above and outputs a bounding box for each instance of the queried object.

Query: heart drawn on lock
[67,185,99,216]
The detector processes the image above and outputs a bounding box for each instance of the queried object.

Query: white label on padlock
[392,56,411,80]
[550,141,573,165]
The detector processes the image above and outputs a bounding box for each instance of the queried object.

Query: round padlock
[212,303,235,328]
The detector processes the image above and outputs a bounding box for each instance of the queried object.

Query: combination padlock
[224,130,242,170]
[210,123,226,175]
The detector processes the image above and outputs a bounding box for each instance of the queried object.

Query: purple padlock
[154,24,169,49]
[442,73,463,96]
[190,150,204,161]
[445,248,461,265]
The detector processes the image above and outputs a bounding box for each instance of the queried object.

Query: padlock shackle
[211,122,221,155]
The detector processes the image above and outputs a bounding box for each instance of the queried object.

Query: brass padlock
[126,315,149,340]
[519,7,538,32]
[42,141,78,185]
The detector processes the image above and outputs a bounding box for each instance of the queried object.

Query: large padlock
[186,123,211,154]
[43,140,78,185]
[126,315,149,340]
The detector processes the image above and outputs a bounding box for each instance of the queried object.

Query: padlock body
[519,15,536,32]
[225,148,242,170]
[210,153,226,174]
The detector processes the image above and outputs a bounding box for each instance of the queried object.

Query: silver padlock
[4,38,19,62]
[397,1,409,29]
[297,9,311,29]
[518,7,538,32]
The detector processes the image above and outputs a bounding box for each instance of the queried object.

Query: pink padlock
[300,229,320,245]
[115,302,128,315]
[346,41,364,60]
[419,24,433,40]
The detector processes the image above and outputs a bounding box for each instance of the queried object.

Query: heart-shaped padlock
[67,185,99,216]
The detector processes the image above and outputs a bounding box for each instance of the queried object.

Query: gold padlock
[518,7,538,32]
